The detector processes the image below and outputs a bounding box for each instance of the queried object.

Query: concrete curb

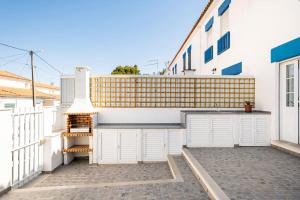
[182,148,230,200]
[167,155,184,182]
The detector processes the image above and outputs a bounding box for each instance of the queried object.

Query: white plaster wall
[169,0,300,141]
[43,131,63,172]
[0,98,44,109]
[0,109,12,193]
[98,108,230,124]
[0,79,29,88]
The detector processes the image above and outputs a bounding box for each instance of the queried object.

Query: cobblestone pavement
[25,159,173,187]
[1,157,209,200]
[189,147,300,200]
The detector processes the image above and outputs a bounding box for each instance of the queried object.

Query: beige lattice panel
[90,76,255,108]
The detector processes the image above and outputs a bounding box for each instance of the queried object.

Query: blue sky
[0,0,207,85]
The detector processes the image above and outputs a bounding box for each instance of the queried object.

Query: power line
[34,53,62,75]
[0,53,27,59]
[0,42,29,52]
[0,54,27,67]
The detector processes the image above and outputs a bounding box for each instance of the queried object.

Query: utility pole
[30,50,36,107]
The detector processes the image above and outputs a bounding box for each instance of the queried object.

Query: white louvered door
[168,129,183,155]
[99,130,138,164]
[211,116,234,147]
[239,117,254,146]
[254,116,269,146]
[119,130,138,163]
[188,115,211,147]
[100,130,118,163]
[143,130,166,161]
[239,116,269,146]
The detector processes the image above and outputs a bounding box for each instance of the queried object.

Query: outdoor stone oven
[63,67,96,164]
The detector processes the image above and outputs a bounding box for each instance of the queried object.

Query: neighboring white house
[168,0,300,145]
[0,70,60,108]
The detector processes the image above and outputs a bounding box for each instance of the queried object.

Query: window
[4,103,15,109]
[217,31,230,55]
[286,64,295,107]
[172,67,175,75]
[187,45,192,70]
[205,17,214,32]
[204,46,213,63]
[174,64,177,74]
[183,53,186,70]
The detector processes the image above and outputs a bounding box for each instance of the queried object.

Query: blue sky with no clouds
[0,0,208,85]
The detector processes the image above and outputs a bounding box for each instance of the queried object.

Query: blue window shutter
[187,45,192,54]
[204,46,214,63]
[217,31,230,55]
[183,52,186,70]
[175,64,177,74]
[218,0,231,16]
[205,17,214,32]
[271,37,300,63]
[222,62,242,75]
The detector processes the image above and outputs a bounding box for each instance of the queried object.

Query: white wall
[0,79,29,89]
[168,0,300,141]
[0,110,12,193]
[98,108,225,124]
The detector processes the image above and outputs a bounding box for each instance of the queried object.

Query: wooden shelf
[62,132,93,137]
[63,145,92,153]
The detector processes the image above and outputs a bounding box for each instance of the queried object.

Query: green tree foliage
[111,65,140,75]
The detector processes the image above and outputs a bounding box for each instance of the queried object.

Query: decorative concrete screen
[90,76,255,108]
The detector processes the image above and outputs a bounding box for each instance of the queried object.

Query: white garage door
[99,130,138,164]
[143,130,166,161]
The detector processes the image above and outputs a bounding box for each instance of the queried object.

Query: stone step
[271,140,300,157]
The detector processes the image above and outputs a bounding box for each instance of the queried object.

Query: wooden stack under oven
[63,113,94,164]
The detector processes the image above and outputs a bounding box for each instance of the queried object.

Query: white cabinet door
[212,116,234,147]
[119,130,138,163]
[100,130,118,163]
[239,117,254,146]
[239,116,270,146]
[168,129,182,155]
[254,116,269,146]
[188,115,211,147]
[143,130,165,161]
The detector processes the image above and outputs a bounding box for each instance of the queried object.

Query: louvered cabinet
[239,115,270,146]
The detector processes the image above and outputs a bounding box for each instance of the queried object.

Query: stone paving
[1,157,209,200]
[189,147,300,200]
[25,159,172,187]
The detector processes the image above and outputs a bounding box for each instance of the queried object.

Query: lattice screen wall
[90,76,255,108]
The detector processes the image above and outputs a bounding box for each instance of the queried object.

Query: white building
[0,70,60,108]
[168,0,300,145]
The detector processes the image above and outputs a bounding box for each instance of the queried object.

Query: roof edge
[168,0,214,69]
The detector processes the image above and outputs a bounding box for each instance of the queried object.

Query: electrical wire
[0,54,27,67]
[34,53,62,75]
[0,42,29,52]
[0,53,27,59]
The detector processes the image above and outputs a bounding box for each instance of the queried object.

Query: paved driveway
[1,157,209,200]
[189,147,300,200]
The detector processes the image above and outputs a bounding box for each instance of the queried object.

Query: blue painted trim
[218,0,231,16]
[187,45,192,54]
[222,62,242,75]
[183,52,186,59]
[217,31,230,55]
[205,17,214,32]
[271,37,300,63]
[204,46,213,63]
